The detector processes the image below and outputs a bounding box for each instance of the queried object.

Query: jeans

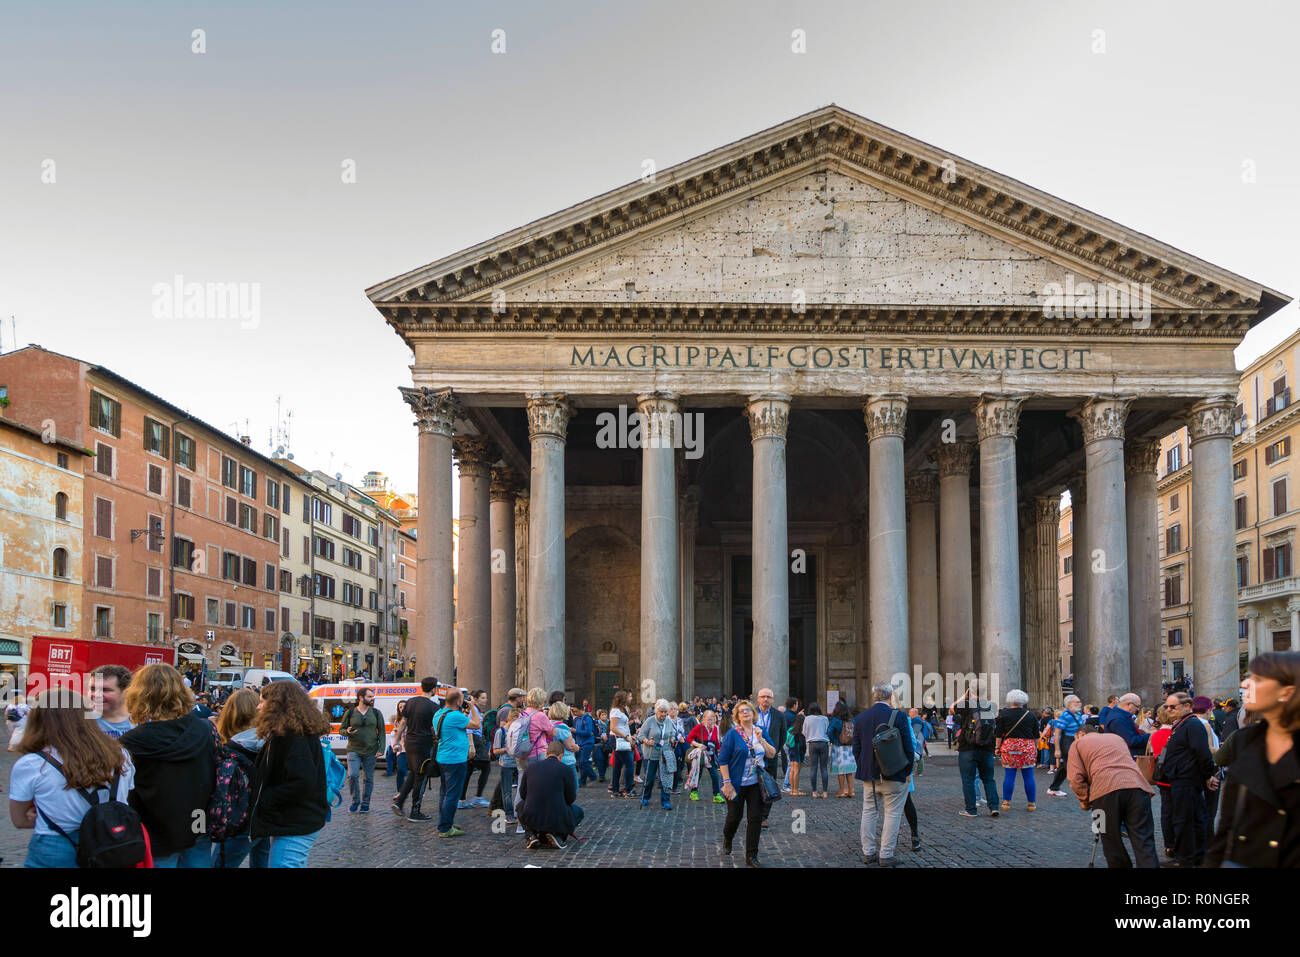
[610,749,635,794]
[347,752,377,807]
[461,758,491,799]
[394,752,408,792]
[1170,780,1208,866]
[1002,766,1037,803]
[1048,736,1074,791]
[155,838,213,868]
[438,762,469,832]
[385,747,396,775]
[693,762,723,796]
[266,831,319,868]
[597,743,608,781]
[212,834,270,868]
[861,779,908,860]
[959,749,998,813]
[576,743,597,785]
[642,757,672,805]
[1091,788,1159,868]
[722,782,763,856]
[25,833,78,868]
[499,764,517,820]
[806,741,830,792]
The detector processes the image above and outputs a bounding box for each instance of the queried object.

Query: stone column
[747,393,791,704]
[490,467,520,703]
[974,394,1024,695]
[526,393,572,695]
[513,494,529,687]
[680,487,700,702]
[1125,439,1162,708]
[866,395,910,696]
[936,441,976,683]
[1245,610,1260,661]
[1028,496,1061,708]
[454,436,494,696]
[1290,600,1300,654]
[1187,396,1238,699]
[1071,396,1134,701]
[1070,478,1090,702]
[906,471,939,699]
[638,392,681,704]
[400,387,458,682]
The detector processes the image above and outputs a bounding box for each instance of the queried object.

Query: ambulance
[309,681,466,752]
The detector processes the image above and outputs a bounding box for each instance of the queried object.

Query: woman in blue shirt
[717,698,777,867]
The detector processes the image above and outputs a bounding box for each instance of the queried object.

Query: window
[206,598,219,626]
[147,613,162,643]
[172,537,195,570]
[95,442,114,477]
[369,590,379,611]
[1166,444,1183,474]
[241,605,256,630]
[1168,628,1183,647]
[265,609,276,633]
[222,551,239,581]
[50,491,68,521]
[302,611,311,635]
[1263,543,1293,581]
[280,569,292,592]
[312,497,332,525]
[94,497,112,538]
[1235,496,1248,530]
[225,495,237,525]
[238,503,256,532]
[281,606,289,632]
[313,617,335,642]
[314,536,335,561]
[399,539,406,557]
[314,574,335,599]
[53,548,68,578]
[1266,379,1291,418]
[1237,555,1249,588]
[89,390,121,437]
[147,567,162,597]
[176,475,191,509]
[368,526,378,547]
[1062,555,1073,576]
[174,432,195,470]
[1066,597,1073,619]
[1233,459,1248,481]
[399,590,406,608]
[143,417,170,457]
[57,452,69,469]
[239,466,256,498]
[94,606,112,638]
[173,593,194,621]
[95,555,113,588]
[369,624,379,645]
[225,601,237,627]
[263,513,279,540]
[222,456,237,488]
[302,536,310,564]
[342,546,362,571]
[399,564,406,581]
[1165,524,1182,554]
[1164,572,1182,607]
[303,495,311,523]
[342,514,360,537]
[1239,619,1249,642]
[147,464,163,495]
[281,483,291,515]
[52,603,67,628]
[1274,478,1288,517]
[242,557,257,586]
[266,478,280,510]
[265,562,276,591]
[1265,437,1291,465]
[281,528,289,558]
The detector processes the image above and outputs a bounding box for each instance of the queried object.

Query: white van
[208,669,246,692]
[240,669,297,690]
[309,681,465,752]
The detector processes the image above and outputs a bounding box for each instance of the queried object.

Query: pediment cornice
[367,106,1288,326]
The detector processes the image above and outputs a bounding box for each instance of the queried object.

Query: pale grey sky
[2,0,1296,492]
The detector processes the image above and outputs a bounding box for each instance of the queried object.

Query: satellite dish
[335,472,342,481]
[287,453,294,460]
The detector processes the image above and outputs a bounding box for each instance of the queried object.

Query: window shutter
[1286,437,1293,457]
[96,498,112,538]
[1282,545,1293,578]
[109,401,121,437]
[1275,481,1288,517]
[1264,547,1276,582]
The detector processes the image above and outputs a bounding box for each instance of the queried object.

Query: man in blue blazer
[852,683,914,866]
[1101,693,1150,756]
[753,688,789,829]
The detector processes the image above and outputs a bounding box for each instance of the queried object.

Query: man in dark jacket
[121,711,217,866]
[518,740,584,848]
[754,688,788,830]
[1101,693,1150,756]
[393,677,439,821]
[852,683,914,867]
[1220,698,1242,739]
[1160,692,1217,866]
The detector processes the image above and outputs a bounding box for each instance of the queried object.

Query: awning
[298,652,314,660]
[177,653,206,663]
[219,655,241,665]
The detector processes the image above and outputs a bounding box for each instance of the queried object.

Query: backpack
[321,740,346,816]
[35,753,146,868]
[872,710,911,778]
[206,743,255,841]
[507,709,535,760]
[838,718,853,746]
[966,705,996,749]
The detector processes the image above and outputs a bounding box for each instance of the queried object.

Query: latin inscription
[570,344,1090,372]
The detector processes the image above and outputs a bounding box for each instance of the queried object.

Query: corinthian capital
[1070,395,1135,445]
[905,471,937,505]
[452,436,495,477]
[746,393,791,441]
[1035,495,1061,526]
[400,387,459,437]
[1186,395,1236,444]
[973,394,1025,442]
[1124,438,1161,476]
[526,393,573,442]
[636,391,681,449]
[933,441,975,478]
[490,467,522,502]
[864,394,908,441]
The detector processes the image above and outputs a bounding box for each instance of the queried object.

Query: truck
[24,636,170,697]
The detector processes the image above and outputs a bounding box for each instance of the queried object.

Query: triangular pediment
[368,105,1287,329]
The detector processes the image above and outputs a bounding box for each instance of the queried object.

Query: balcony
[1263,389,1291,421]
[1239,575,1300,604]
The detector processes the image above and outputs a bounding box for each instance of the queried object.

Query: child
[491,708,519,829]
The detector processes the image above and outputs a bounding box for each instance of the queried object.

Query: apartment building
[362,470,418,674]
[0,416,91,685]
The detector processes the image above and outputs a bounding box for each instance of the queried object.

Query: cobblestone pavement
[2,743,1163,868]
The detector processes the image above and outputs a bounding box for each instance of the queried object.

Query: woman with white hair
[637,699,678,810]
[1046,695,1087,797]
[995,689,1041,811]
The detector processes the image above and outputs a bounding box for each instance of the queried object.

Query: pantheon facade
[367,107,1288,711]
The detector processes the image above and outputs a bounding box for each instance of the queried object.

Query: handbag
[997,710,1035,768]
[1135,737,1158,785]
[749,732,782,804]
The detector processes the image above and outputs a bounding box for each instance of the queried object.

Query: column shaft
[866,395,910,695]
[490,469,520,703]
[1188,397,1238,699]
[748,394,790,703]
[1070,481,1090,703]
[906,472,939,701]
[526,394,572,694]
[975,395,1025,695]
[1029,497,1061,708]
[638,393,681,704]
[936,442,976,683]
[454,437,494,696]
[1125,440,1161,708]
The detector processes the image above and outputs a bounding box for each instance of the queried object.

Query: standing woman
[1206,651,1300,867]
[630,709,644,783]
[248,679,329,867]
[787,700,807,797]
[685,708,724,802]
[802,703,830,799]
[608,691,635,798]
[717,698,777,867]
[390,700,408,794]
[121,663,217,868]
[212,688,266,867]
[828,701,857,799]
[1045,695,1086,796]
[637,699,678,810]
[996,689,1040,812]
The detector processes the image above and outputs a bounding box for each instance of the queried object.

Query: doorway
[729,554,818,704]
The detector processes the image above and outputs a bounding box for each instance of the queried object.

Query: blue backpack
[321,740,346,820]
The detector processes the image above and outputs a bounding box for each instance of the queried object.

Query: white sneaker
[1047,789,1066,797]
[515,825,526,834]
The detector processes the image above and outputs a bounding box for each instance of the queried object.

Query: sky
[2,0,1297,494]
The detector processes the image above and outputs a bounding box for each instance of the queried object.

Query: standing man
[573,706,598,787]
[753,688,788,830]
[1101,692,1151,756]
[1067,718,1159,868]
[952,685,999,817]
[433,689,479,837]
[341,687,385,814]
[89,665,135,738]
[852,683,914,866]
[1161,691,1218,866]
[460,690,493,809]
[393,677,440,822]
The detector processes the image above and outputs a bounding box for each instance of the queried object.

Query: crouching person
[518,740,583,849]
[1067,718,1159,868]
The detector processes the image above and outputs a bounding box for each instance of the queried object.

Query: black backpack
[36,753,146,868]
[966,706,997,749]
[872,709,911,778]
